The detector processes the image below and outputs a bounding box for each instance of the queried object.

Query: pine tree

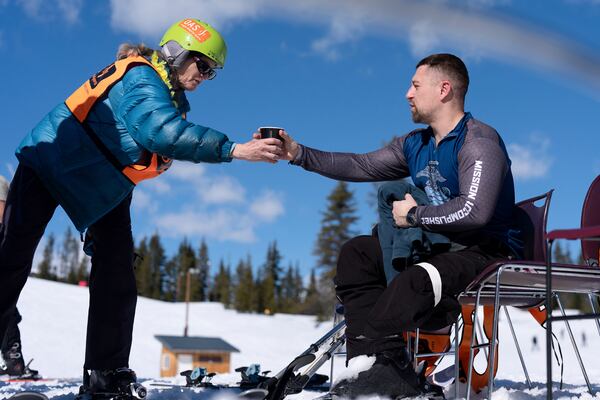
[173,238,196,302]
[301,269,323,316]
[159,238,194,302]
[196,239,210,301]
[261,241,283,314]
[314,181,358,280]
[37,233,56,280]
[134,237,152,297]
[280,263,302,313]
[553,242,586,311]
[211,259,232,307]
[234,257,255,312]
[293,265,304,306]
[60,228,80,283]
[75,255,90,283]
[260,267,275,315]
[163,257,179,302]
[552,241,572,263]
[313,181,358,315]
[148,233,166,299]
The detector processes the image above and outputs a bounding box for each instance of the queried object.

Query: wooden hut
[155,335,240,377]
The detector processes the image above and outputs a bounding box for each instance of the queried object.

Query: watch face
[407,208,417,225]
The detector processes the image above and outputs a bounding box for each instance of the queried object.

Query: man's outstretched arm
[282,130,411,182]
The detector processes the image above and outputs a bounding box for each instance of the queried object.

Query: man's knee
[364,265,437,334]
[335,235,381,282]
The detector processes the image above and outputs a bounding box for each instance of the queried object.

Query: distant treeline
[31,181,593,316]
[32,181,360,319]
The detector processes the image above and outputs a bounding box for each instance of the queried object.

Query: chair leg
[466,289,483,400]
[407,329,412,358]
[475,315,489,358]
[546,240,554,400]
[588,293,600,337]
[555,294,593,394]
[414,328,420,370]
[487,271,504,399]
[503,306,532,389]
[454,317,460,399]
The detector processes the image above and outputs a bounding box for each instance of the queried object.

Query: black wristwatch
[406,206,418,227]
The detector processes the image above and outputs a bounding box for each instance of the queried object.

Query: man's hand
[250,129,300,161]
[279,130,300,161]
[232,137,283,163]
[392,193,417,227]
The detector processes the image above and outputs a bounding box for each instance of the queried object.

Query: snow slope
[0,277,598,399]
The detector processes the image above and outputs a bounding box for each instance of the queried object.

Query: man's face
[405,65,442,124]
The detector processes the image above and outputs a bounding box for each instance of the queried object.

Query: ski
[255,320,346,400]
[7,392,49,400]
[74,382,147,400]
[0,378,49,383]
[259,353,317,400]
[150,382,269,399]
[239,388,269,399]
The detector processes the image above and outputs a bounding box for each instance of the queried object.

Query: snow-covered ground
[1,277,599,399]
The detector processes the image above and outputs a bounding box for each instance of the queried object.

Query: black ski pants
[1,307,22,354]
[334,235,511,360]
[0,164,137,370]
[0,221,22,356]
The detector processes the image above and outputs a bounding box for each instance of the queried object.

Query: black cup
[259,126,284,142]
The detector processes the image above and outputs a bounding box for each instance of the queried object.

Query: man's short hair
[416,53,469,100]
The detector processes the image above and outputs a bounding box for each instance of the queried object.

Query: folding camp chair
[451,190,554,399]
[545,175,600,398]
[410,190,553,399]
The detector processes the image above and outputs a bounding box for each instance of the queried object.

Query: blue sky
[1,0,599,275]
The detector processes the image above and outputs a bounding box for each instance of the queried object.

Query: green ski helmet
[159,18,227,70]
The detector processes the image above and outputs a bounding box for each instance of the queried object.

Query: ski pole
[302,321,346,355]
[287,334,346,394]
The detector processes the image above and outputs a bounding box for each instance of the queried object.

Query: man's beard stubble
[411,108,425,124]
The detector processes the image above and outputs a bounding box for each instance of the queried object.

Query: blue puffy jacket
[16,62,234,232]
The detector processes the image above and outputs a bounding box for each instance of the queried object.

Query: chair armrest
[546,225,600,241]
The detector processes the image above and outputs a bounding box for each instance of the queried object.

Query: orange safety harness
[65,56,173,185]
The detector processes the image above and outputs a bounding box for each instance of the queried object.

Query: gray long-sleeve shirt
[291,113,520,252]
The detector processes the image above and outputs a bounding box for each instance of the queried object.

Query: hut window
[162,354,171,370]
[198,355,223,363]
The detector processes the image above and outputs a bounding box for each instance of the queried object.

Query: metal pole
[555,295,593,394]
[454,318,460,399]
[414,329,420,370]
[546,240,554,400]
[330,305,343,386]
[184,268,191,337]
[503,306,531,389]
[487,266,504,398]
[466,291,482,400]
[475,314,488,358]
[588,294,600,336]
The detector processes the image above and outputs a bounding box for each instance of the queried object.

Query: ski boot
[180,367,216,387]
[0,342,40,380]
[330,349,425,399]
[236,364,271,389]
[76,368,147,400]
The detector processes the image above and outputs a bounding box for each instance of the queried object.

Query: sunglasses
[193,57,217,80]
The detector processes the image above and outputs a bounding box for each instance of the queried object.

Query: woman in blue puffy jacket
[0,18,282,396]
